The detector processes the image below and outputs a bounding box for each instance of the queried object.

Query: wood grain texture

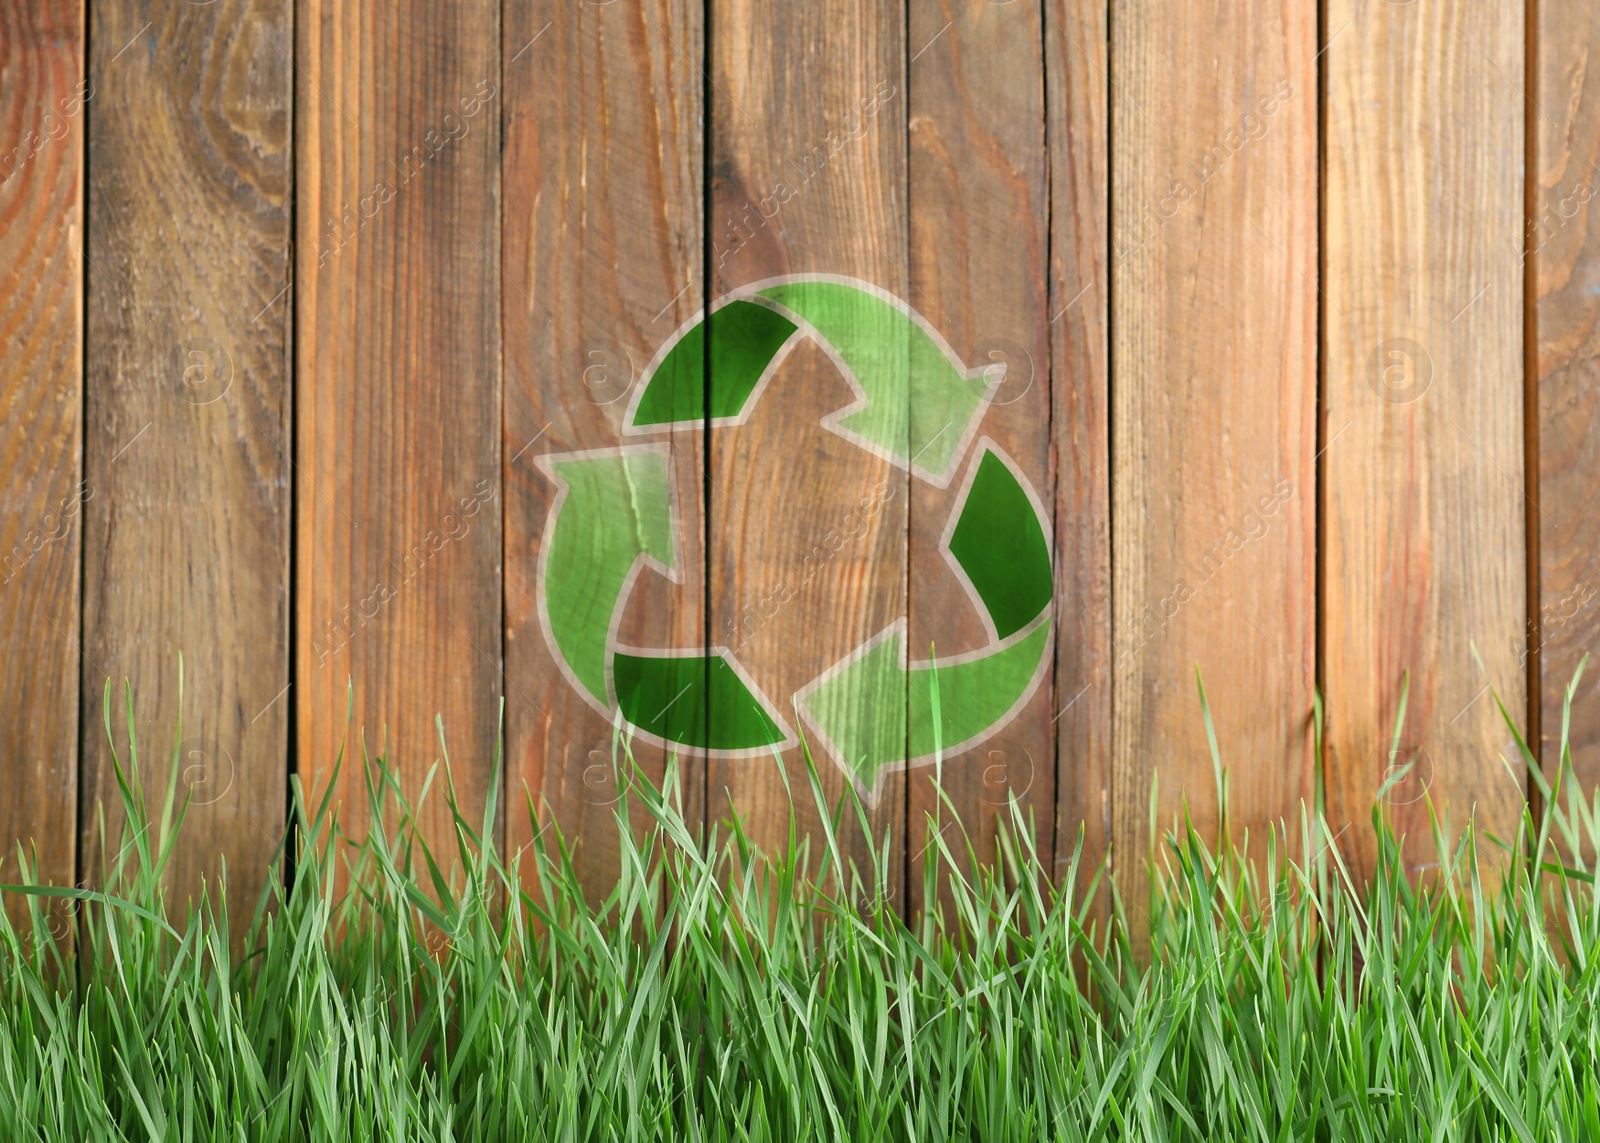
[1111,0,1318,923]
[708,0,908,905]
[1324,0,1527,877]
[502,0,704,894]
[0,0,82,907]
[1044,0,1111,894]
[906,0,1052,903]
[297,0,501,861]
[1534,1,1600,794]
[80,0,290,914]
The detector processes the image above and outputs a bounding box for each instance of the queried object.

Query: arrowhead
[797,623,909,796]
[756,279,994,486]
[799,616,1052,799]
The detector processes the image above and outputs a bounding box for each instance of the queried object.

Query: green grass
[4,666,1600,1141]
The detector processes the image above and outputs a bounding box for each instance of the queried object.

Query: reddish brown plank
[708,0,909,905]
[80,0,291,917]
[1323,0,1528,880]
[906,0,1054,903]
[1534,1,1600,799]
[502,0,705,894]
[1044,0,1111,895]
[0,0,82,914]
[297,0,501,863]
[1111,0,1318,925]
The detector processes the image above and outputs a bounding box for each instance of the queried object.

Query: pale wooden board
[80,0,291,918]
[502,0,704,895]
[905,0,1053,904]
[1323,0,1528,877]
[708,0,909,906]
[0,0,82,915]
[1111,0,1318,924]
[296,0,501,862]
[1043,0,1111,896]
[1534,0,1600,797]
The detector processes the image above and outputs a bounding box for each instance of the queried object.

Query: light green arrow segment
[754,281,992,484]
[801,619,1050,796]
[539,447,789,752]
[798,444,1053,794]
[539,449,678,704]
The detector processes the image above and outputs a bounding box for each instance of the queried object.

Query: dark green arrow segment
[947,450,1052,639]
[613,653,788,750]
[629,300,799,426]
[540,448,787,751]
[799,445,1052,792]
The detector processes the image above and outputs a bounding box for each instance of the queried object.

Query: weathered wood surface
[905,0,1053,902]
[707,0,909,902]
[1534,0,1600,801]
[80,0,291,915]
[1110,0,1319,921]
[296,0,502,860]
[502,0,705,894]
[1045,0,1112,896]
[0,0,83,914]
[2,0,1592,908]
[1323,0,1528,877]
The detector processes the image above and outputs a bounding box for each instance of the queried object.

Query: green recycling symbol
[537,276,1053,801]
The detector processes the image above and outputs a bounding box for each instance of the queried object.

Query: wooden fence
[0,0,1593,916]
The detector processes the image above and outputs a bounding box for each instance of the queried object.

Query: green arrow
[796,626,909,794]
[799,618,1050,795]
[756,280,992,484]
[798,443,1054,794]
[909,620,1050,758]
[538,447,678,704]
[538,446,792,752]
[627,300,799,427]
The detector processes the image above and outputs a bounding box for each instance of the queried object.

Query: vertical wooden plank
[81,1,291,912]
[708,0,908,902]
[1111,0,1318,919]
[1324,0,1527,877]
[1534,3,1600,789]
[298,0,501,860]
[0,0,82,907]
[503,0,704,892]
[906,1,1054,897]
[1044,0,1111,890]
